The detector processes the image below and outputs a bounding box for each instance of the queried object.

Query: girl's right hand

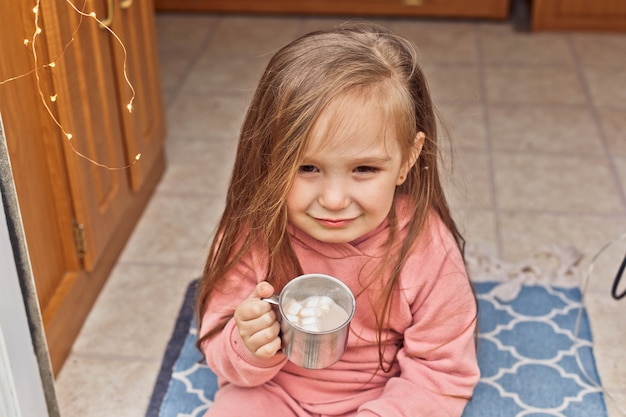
[233,281,281,359]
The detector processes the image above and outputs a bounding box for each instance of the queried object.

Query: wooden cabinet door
[111,0,166,192]
[155,0,511,19]
[1,0,166,373]
[533,0,626,31]
[0,0,83,323]
[41,0,135,272]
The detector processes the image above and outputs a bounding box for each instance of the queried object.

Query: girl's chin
[307,227,362,244]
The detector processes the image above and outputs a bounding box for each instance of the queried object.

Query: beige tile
[391,21,478,65]
[155,14,219,96]
[480,24,573,67]
[161,89,176,109]
[423,65,482,104]
[180,53,268,94]
[166,134,237,166]
[493,153,624,214]
[484,67,586,105]
[454,208,499,252]
[166,93,250,138]
[119,192,223,268]
[160,137,237,196]
[614,156,626,199]
[155,13,217,56]
[71,264,196,358]
[442,149,493,210]
[597,108,626,156]
[488,105,605,155]
[572,33,626,69]
[55,356,158,417]
[582,67,626,109]
[205,16,304,57]
[605,391,626,417]
[498,211,626,263]
[437,102,487,150]
[156,164,230,198]
[158,50,195,92]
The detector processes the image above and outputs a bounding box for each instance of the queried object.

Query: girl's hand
[234,281,281,359]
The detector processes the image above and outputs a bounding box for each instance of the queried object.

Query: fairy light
[0,0,141,170]
[64,0,136,117]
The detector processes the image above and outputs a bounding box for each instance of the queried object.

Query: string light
[1,0,141,170]
[64,0,136,116]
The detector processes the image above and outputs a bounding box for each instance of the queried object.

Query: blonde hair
[196,21,465,370]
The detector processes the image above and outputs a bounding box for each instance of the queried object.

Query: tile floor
[54,12,626,417]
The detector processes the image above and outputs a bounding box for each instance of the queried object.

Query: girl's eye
[298,165,319,173]
[354,166,379,174]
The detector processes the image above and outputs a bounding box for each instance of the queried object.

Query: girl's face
[286,94,419,244]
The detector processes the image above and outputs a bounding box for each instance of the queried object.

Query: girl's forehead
[305,93,399,157]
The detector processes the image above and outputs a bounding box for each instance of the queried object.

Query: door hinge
[72,220,86,260]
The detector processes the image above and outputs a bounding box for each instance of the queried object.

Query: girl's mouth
[316,218,354,228]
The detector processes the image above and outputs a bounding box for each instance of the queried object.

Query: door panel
[555,0,626,16]
[0,0,80,311]
[533,0,626,31]
[112,0,167,192]
[41,0,134,271]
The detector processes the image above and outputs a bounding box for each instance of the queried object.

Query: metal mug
[263,273,356,369]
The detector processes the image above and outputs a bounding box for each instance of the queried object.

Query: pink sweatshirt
[200,200,479,416]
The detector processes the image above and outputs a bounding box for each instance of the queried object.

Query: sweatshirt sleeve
[357,240,480,417]
[198,248,288,387]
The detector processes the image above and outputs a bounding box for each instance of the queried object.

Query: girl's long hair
[196,22,465,368]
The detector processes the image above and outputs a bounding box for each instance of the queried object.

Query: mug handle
[261,295,280,305]
[261,295,283,325]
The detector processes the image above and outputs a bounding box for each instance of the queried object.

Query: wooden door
[533,0,626,31]
[155,0,511,19]
[0,0,166,374]
[41,0,135,272]
[0,0,82,323]
[111,0,166,192]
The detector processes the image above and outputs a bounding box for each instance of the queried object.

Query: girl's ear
[396,131,425,185]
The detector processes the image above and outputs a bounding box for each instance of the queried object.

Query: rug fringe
[465,244,583,302]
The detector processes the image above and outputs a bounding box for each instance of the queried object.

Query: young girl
[196,22,479,417]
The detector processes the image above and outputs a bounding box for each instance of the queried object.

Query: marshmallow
[283,300,303,316]
[299,307,320,318]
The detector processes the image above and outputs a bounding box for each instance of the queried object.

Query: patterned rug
[146,247,608,417]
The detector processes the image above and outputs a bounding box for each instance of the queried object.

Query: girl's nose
[319,178,350,210]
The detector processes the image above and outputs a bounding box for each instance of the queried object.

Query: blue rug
[146,280,607,417]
